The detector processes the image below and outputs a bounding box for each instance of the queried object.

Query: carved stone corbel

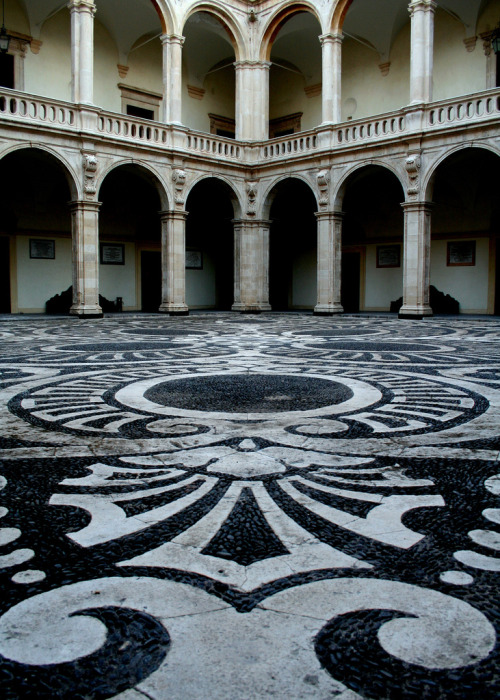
[405,154,421,200]
[246,180,258,216]
[317,169,330,209]
[172,169,187,207]
[82,153,98,199]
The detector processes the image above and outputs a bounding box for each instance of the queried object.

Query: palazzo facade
[0,0,499,318]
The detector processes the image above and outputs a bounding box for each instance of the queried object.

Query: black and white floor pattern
[0,313,499,699]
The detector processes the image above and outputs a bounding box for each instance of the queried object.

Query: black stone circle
[144,374,354,413]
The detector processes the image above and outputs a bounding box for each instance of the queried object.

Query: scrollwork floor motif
[0,313,499,698]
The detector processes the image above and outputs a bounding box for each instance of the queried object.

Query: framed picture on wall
[376,245,400,268]
[100,243,125,265]
[30,239,55,260]
[186,250,203,270]
[447,241,476,266]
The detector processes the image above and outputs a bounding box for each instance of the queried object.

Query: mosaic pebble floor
[0,312,499,699]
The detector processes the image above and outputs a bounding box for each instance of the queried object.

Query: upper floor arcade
[0,0,498,143]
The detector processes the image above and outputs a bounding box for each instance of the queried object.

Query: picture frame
[186,250,203,270]
[447,241,475,266]
[100,243,125,265]
[376,244,400,268]
[30,239,55,260]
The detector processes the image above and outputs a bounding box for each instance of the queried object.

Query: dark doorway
[341,252,360,312]
[495,241,500,315]
[0,237,10,312]
[0,54,14,89]
[269,179,317,311]
[186,178,234,310]
[141,251,161,311]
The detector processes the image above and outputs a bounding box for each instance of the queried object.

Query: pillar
[399,201,433,318]
[158,210,189,315]
[68,0,95,104]
[314,211,344,315]
[69,200,102,318]
[409,0,436,104]
[234,61,271,140]
[320,33,343,124]
[161,34,184,124]
[232,220,272,312]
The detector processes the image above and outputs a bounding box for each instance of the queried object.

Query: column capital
[315,210,345,222]
[161,34,185,47]
[159,209,188,222]
[400,200,433,213]
[319,32,343,46]
[233,218,272,227]
[67,0,96,14]
[234,60,271,71]
[408,0,437,17]
[68,200,102,212]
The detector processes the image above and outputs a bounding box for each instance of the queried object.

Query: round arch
[329,0,355,34]
[261,2,323,61]
[0,144,79,200]
[186,174,243,219]
[262,174,318,220]
[334,159,405,209]
[181,2,245,60]
[97,160,170,210]
[424,143,500,201]
[148,0,174,34]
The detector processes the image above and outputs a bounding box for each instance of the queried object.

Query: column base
[231,303,271,313]
[158,304,189,316]
[398,304,433,319]
[314,304,344,316]
[70,304,103,319]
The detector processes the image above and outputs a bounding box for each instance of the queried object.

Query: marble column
[314,211,344,315]
[158,210,189,315]
[69,200,102,318]
[409,0,436,104]
[68,0,95,104]
[232,219,272,312]
[320,33,343,124]
[161,34,184,124]
[234,61,271,140]
[399,201,433,318]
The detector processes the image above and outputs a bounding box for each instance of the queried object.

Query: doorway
[341,252,360,312]
[0,237,10,313]
[141,251,161,311]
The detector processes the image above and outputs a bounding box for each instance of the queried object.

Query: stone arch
[148,0,174,34]
[181,2,245,60]
[186,173,243,219]
[97,160,170,210]
[424,143,500,202]
[329,0,355,34]
[0,143,79,200]
[261,2,323,61]
[261,173,318,220]
[334,159,405,209]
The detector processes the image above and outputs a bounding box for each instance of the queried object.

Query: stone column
[68,0,96,104]
[232,219,272,312]
[161,34,184,124]
[158,210,189,315]
[234,61,271,140]
[69,200,102,318]
[408,0,436,104]
[399,201,433,318]
[314,211,344,315]
[320,33,343,124]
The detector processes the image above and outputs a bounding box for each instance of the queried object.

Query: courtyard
[0,312,499,698]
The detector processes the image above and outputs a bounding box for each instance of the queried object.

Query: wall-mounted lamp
[0,0,10,54]
[491,25,500,54]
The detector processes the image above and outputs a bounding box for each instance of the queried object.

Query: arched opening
[429,148,500,315]
[182,12,236,136]
[185,178,234,310]
[0,148,73,313]
[99,165,163,312]
[268,11,322,135]
[340,165,404,312]
[268,178,317,310]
